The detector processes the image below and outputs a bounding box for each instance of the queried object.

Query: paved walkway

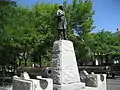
[107,76,120,90]
[0,86,12,90]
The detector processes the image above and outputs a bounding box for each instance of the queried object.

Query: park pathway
[107,76,120,90]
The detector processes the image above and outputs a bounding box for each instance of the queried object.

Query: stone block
[97,74,107,90]
[51,40,80,84]
[13,77,32,90]
[80,70,89,83]
[85,74,98,87]
[85,74,107,90]
[53,83,85,90]
[20,72,30,79]
[13,76,53,90]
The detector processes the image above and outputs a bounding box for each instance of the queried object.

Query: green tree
[67,0,95,61]
[0,0,95,68]
[89,30,120,65]
[0,0,17,86]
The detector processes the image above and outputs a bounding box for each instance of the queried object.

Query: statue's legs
[63,29,67,40]
[58,29,62,39]
[58,29,67,40]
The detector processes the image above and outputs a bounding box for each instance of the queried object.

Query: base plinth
[53,83,85,90]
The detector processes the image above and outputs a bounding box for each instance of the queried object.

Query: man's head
[59,4,64,10]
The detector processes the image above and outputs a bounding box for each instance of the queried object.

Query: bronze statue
[56,5,67,40]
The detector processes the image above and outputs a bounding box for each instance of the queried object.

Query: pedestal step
[53,83,85,90]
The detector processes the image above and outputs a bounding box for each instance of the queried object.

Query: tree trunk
[100,54,103,65]
[39,56,42,67]
[93,53,95,66]
[105,54,108,65]
[19,59,22,67]
[23,52,27,66]
[13,57,16,74]
[2,65,5,87]
[34,61,36,67]
[18,56,22,67]
[25,59,27,66]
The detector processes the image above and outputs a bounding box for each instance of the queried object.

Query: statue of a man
[56,5,67,40]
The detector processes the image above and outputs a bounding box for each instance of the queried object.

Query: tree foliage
[1,0,120,68]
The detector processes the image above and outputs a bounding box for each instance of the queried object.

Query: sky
[12,0,120,33]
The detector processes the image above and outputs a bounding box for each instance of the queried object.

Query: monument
[11,4,107,90]
[50,5,85,90]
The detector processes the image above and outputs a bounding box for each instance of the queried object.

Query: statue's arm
[56,10,64,17]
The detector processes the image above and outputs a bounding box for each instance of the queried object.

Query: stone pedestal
[51,40,85,90]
